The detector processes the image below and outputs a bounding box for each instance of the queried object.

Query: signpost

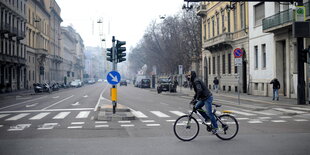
[234,48,243,105]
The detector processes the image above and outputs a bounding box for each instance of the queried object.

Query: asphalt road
[0,82,310,155]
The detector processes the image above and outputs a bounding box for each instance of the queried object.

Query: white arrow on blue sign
[107,71,121,85]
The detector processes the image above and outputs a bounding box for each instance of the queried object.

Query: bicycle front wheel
[173,115,199,141]
[215,114,239,140]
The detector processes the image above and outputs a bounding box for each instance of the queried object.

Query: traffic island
[95,104,136,121]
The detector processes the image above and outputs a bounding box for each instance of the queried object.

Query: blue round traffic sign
[233,48,244,58]
[107,71,121,85]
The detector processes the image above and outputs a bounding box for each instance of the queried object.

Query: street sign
[235,58,242,66]
[295,6,306,22]
[107,71,121,85]
[233,48,244,58]
[178,65,183,75]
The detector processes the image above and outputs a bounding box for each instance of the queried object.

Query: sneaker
[212,128,218,134]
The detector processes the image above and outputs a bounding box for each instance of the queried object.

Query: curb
[95,104,136,121]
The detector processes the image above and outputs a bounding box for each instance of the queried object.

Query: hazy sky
[56,0,186,50]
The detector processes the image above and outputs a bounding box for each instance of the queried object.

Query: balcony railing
[204,32,233,48]
[263,2,310,32]
[196,4,207,17]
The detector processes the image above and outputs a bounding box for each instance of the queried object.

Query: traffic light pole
[112,36,117,113]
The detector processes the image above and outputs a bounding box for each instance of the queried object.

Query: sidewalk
[0,89,34,98]
[173,86,310,107]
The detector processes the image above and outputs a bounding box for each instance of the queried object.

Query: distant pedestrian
[213,77,219,93]
[270,78,280,101]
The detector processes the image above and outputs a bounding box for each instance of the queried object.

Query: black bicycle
[173,101,239,141]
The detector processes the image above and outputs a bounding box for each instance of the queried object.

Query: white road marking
[37,123,58,130]
[258,117,272,120]
[8,124,31,131]
[76,111,90,118]
[0,96,47,110]
[25,103,39,108]
[0,114,9,119]
[279,116,292,119]
[170,111,186,116]
[95,125,109,128]
[95,121,108,124]
[146,124,160,127]
[294,119,308,122]
[237,118,249,120]
[0,125,3,127]
[166,120,176,122]
[141,120,155,123]
[71,122,85,125]
[6,113,30,121]
[121,124,134,127]
[290,107,310,111]
[241,109,275,116]
[42,95,74,110]
[52,96,59,99]
[229,110,256,116]
[29,112,50,120]
[68,126,83,129]
[83,95,88,98]
[118,121,131,123]
[273,108,306,114]
[53,112,71,119]
[131,111,148,118]
[0,108,94,114]
[72,102,80,106]
[248,120,263,123]
[94,85,109,111]
[271,120,287,123]
[150,111,170,118]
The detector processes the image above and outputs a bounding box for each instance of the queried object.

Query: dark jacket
[270,79,280,89]
[213,79,219,85]
[190,71,212,100]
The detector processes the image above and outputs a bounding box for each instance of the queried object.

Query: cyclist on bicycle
[187,71,218,134]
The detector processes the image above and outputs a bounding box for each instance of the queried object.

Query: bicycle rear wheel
[215,114,239,140]
[173,115,199,141]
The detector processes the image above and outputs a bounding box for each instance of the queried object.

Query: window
[33,71,34,81]
[222,13,225,33]
[222,54,226,74]
[262,44,266,68]
[217,56,220,75]
[212,57,215,74]
[212,17,215,37]
[29,70,31,81]
[203,23,206,41]
[207,19,210,39]
[240,3,245,29]
[262,83,265,91]
[227,10,231,32]
[228,53,231,74]
[235,66,238,73]
[234,7,237,31]
[254,83,259,90]
[208,57,211,74]
[216,15,219,35]
[254,2,265,26]
[254,46,258,69]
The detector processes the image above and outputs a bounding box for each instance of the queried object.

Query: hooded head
[189,71,196,82]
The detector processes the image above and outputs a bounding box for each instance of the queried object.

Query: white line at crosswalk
[53,112,70,119]
[29,112,50,120]
[290,107,310,111]
[273,108,306,114]
[150,111,170,118]
[170,111,186,116]
[132,111,148,118]
[76,111,90,118]
[6,113,30,121]
[0,114,9,119]
[229,110,256,116]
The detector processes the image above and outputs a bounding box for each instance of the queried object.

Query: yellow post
[111,88,117,101]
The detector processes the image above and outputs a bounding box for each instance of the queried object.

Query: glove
[190,99,197,105]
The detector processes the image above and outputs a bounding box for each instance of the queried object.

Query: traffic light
[106,47,113,62]
[116,40,126,63]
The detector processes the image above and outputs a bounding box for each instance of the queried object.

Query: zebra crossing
[0,106,309,132]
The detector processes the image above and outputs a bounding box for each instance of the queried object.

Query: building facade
[197,2,249,93]
[259,1,310,99]
[0,0,27,92]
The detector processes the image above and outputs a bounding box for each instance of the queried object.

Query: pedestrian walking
[270,78,280,101]
[213,77,219,93]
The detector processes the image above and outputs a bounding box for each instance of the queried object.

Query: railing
[196,4,207,16]
[262,9,294,31]
[205,32,233,47]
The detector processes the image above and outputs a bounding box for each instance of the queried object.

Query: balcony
[204,33,233,51]
[262,2,310,33]
[17,30,26,40]
[196,4,207,17]
[52,55,63,63]
[36,48,48,55]
[9,27,18,37]
[0,23,10,34]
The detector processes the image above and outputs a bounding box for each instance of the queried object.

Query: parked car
[120,80,127,86]
[88,78,96,84]
[70,80,82,87]
[157,77,176,93]
[140,79,151,88]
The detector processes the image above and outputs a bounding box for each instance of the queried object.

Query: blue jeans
[273,89,279,100]
[195,96,218,128]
